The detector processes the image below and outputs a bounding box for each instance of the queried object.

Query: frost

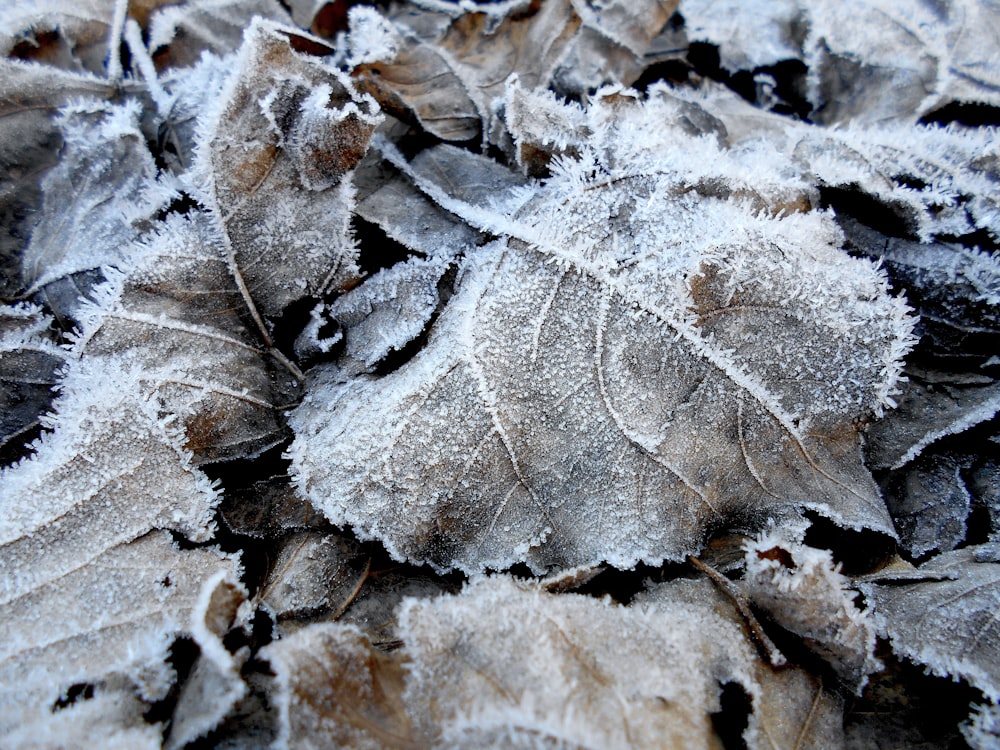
[680,0,1000,123]
[21,100,166,322]
[190,18,382,319]
[266,576,844,749]
[0,304,64,458]
[291,89,914,574]
[859,546,1000,702]
[350,0,679,143]
[743,524,880,688]
[329,255,454,375]
[72,211,291,463]
[147,0,292,69]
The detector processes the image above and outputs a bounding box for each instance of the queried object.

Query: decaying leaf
[0,362,243,738]
[21,99,166,324]
[881,452,973,557]
[264,623,414,750]
[681,0,1000,123]
[165,574,250,750]
[191,18,381,322]
[0,59,120,300]
[350,0,680,143]
[146,0,292,70]
[290,88,914,574]
[72,211,291,463]
[742,524,880,688]
[0,0,121,75]
[865,368,1000,471]
[265,576,844,749]
[859,546,1000,702]
[260,530,369,625]
[0,303,64,461]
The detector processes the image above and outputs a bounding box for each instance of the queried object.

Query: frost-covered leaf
[0,59,119,299]
[351,0,679,143]
[969,458,1000,543]
[865,369,1000,470]
[328,256,455,376]
[260,530,369,625]
[21,100,166,324]
[402,576,840,749]
[191,19,381,320]
[964,701,1000,750]
[680,0,1000,123]
[859,546,1000,702]
[156,52,232,175]
[264,623,413,750]
[291,91,913,574]
[742,524,880,687]
[166,574,249,750]
[882,453,973,557]
[0,304,65,461]
[73,211,292,463]
[794,122,1000,245]
[147,0,292,69]
[839,218,1000,338]
[0,362,243,738]
[266,576,843,749]
[0,0,122,75]
[354,164,484,255]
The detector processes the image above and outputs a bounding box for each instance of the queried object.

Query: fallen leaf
[859,546,1000,702]
[72,211,292,463]
[20,100,166,324]
[290,90,913,574]
[190,18,382,322]
[0,304,64,462]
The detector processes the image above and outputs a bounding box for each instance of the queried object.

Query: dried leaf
[266,576,844,749]
[742,524,880,688]
[0,0,119,75]
[328,256,454,376]
[165,575,249,750]
[260,530,369,624]
[859,546,1000,702]
[0,304,64,460]
[838,218,1000,338]
[882,453,973,557]
[865,369,1000,470]
[351,0,678,143]
[0,362,243,737]
[147,0,292,69]
[0,59,119,300]
[680,0,1000,123]
[73,211,291,463]
[21,100,166,324]
[264,623,414,750]
[290,91,913,574]
[191,19,382,321]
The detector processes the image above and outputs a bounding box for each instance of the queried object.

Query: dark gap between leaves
[920,101,1000,129]
[269,295,326,366]
[710,682,751,750]
[144,637,200,727]
[801,512,895,576]
[844,646,984,748]
[936,227,999,254]
[152,191,202,223]
[818,186,916,240]
[51,682,95,712]
[352,215,415,277]
[684,43,811,121]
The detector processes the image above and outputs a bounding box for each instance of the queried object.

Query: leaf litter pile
[1,0,999,747]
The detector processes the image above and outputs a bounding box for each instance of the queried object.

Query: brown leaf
[193,19,382,322]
